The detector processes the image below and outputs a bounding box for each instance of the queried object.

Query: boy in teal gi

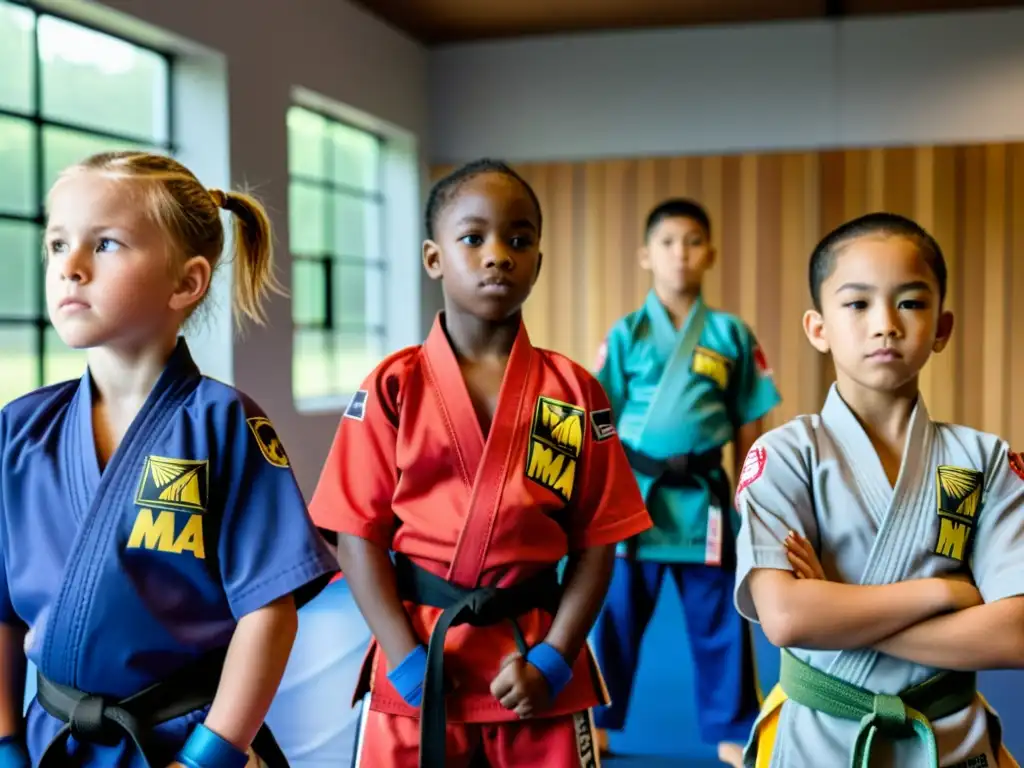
[591,199,781,767]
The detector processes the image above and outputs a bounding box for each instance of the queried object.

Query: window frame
[288,103,388,405]
[0,0,174,389]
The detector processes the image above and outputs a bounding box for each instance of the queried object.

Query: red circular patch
[753,344,773,376]
[1009,451,1024,481]
[735,445,767,507]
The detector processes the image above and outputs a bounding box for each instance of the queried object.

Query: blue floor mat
[600,575,777,760]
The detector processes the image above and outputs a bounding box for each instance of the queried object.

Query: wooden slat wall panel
[922,147,959,421]
[960,147,986,431]
[1010,146,1024,444]
[430,142,1024,444]
[983,146,1009,438]
[518,164,551,342]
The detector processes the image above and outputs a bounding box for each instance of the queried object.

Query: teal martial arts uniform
[591,291,780,743]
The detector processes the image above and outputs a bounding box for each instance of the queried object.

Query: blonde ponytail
[209,188,285,328]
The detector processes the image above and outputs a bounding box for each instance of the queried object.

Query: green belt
[779,650,976,768]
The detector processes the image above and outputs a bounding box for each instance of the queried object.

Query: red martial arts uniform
[311,316,651,768]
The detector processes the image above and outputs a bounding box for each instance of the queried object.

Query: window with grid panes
[288,105,387,404]
[0,0,172,408]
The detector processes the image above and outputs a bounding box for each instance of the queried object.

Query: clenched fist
[489,651,552,719]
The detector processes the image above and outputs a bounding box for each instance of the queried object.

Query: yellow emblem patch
[933,465,984,562]
[247,417,290,468]
[691,346,732,390]
[134,456,209,513]
[525,396,585,503]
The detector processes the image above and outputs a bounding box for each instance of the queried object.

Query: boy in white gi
[734,212,1022,768]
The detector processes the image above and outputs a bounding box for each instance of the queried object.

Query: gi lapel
[819,385,896,529]
[821,385,938,685]
[820,385,935,586]
[861,398,935,587]
[41,338,202,687]
[422,316,487,493]
[65,379,101,525]
[422,315,537,589]
[636,292,708,453]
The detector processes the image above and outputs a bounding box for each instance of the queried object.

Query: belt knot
[861,693,913,738]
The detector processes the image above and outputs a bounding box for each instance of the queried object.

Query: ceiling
[350,0,1021,44]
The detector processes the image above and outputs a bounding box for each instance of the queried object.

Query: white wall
[428,8,1024,164]
[43,0,431,495]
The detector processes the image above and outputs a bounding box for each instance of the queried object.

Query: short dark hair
[808,212,947,311]
[644,198,711,241]
[424,158,542,240]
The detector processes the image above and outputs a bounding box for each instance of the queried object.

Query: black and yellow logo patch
[525,396,585,503]
[933,465,984,562]
[247,417,289,468]
[691,346,732,390]
[134,456,209,513]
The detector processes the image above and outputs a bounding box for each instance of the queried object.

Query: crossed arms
[748,535,1024,671]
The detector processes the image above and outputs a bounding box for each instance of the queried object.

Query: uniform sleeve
[594,323,628,421]
[566,375,651,551]
[971,443,1024,603]
[308,367,399,549]
[217,398,338,619]
[729,322,782,428]
[0,409,18,626]
[733,427,819,623]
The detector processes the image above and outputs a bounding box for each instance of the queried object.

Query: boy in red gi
[310,159,652,767]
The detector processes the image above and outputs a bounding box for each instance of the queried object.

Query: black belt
[393,554,562,768]
[621,445,734,564]
[621,445,723,488]
[35,650,288,768]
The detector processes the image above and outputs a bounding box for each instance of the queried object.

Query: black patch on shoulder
[590,409,616,442]
[344,390,368,421]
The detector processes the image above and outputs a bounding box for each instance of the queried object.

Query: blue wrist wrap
[176,724,249,768]
[526,642,573,698]
[387,645,427,707]
[0,736,29,768]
